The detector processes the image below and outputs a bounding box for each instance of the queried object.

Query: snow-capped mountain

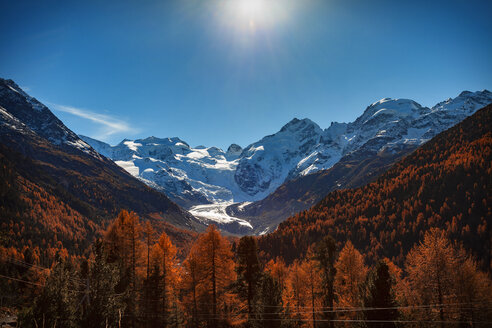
[82,89,492,219]
[79,135,250,208]
[0,78,200,231]
[0,79,100,159]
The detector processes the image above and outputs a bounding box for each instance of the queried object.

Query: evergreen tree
[315,236,337,328]
[142,263,162,328]
[82,240,125,328]
[235,236,261,323]
[256,273,283,328]
[27,260,78,328]
[364,261,398,328]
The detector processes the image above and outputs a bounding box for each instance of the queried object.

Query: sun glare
[221,0,292,32]
[237,0,265,21]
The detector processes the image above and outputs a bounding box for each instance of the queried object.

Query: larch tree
[265,257,288,292]
[300,251,322,328]
[104,210,143,328]
[403,228,457,326]
[286,260,307,327]
[182,249,202,328]
[152,231,179,327]
[190,225,235,327]
[334,240,367,325]
[452,252,492,325]
[403,228,492,326]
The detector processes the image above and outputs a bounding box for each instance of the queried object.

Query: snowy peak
[234,118,324,197]
[279,117,322,136]
[431,89,492,114]
[78,89,492,217]
[1,79,47,112]
[79,135,113,158]
[0,78,100,159]
[356,98,425,126]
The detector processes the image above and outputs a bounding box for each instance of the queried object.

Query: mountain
[257,104,492,267]
[227,147,411,235]
[0,78,201,258]
[82,90,492,233]
[230,90,492,234]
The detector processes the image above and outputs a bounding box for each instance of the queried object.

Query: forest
[258,105,492,268]
[1,105,491,328]
[1,209,491,327]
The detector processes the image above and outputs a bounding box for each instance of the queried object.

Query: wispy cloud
[52,103,138,140]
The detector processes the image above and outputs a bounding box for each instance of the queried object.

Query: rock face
[0,78,200,231]
[82,89,492,212]
[0,79,99,158]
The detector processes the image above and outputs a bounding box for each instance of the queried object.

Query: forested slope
[259,104,492,268]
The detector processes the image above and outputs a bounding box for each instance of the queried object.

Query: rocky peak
[226,143,243,157]
[0,78,100,158]
[279,118,321,135]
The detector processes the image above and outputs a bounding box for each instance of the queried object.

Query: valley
[82,90,492,235]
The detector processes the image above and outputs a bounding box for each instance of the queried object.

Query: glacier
[81,89,492,232]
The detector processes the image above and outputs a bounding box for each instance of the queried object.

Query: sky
[1,0,491,149]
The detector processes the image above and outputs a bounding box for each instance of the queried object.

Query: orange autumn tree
[334,241,367,324]
[182,248,202,327]
[104,210,144,327]
[402,228,457,325]
[147,231,180,326]
[400,228,492,325]
[182,225,236,327]
[265,257,288,292]
[300,250,322,328]
[285,259,308,325]
[143,221,155,281]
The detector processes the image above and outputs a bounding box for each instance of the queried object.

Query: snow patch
[123,140,142,152]
[189,203,253,229]
[115,160,139,176]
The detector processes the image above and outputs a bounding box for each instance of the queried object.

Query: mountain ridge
[80,89,492,233]
[257,103,492,266]
[0,78,203,257]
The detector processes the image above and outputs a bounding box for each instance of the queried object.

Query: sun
[221,0,291,31]
[237,0,265,22]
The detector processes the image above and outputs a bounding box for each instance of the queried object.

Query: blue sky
[1,0,491,149]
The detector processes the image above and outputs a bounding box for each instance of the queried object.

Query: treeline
[0,139,198,271]
[6,210,491,328]
[0,148,198,299]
